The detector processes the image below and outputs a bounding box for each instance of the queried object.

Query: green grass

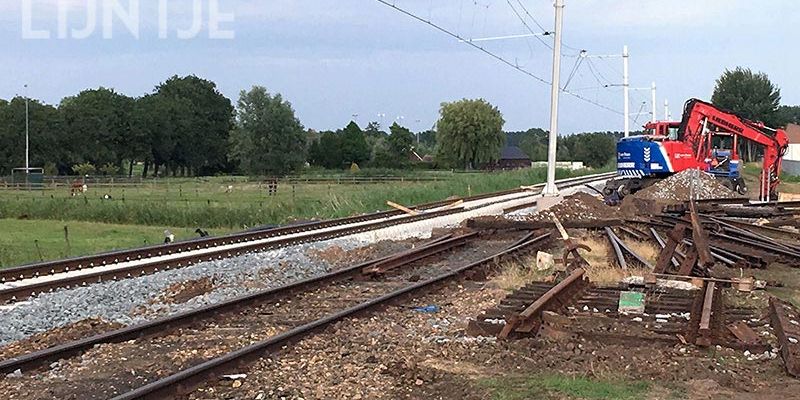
[478,374,650,400]
[0,219,233,268]
[0,167,602,229]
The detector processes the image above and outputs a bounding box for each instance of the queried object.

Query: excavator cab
[644,121,681,140]
[705,133,746,194]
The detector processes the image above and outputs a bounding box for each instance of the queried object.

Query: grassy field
[0,168,598,229]
[0,168,602,267]
[0,219,233,268]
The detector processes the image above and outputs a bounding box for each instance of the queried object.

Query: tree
[0,97,63,175]
[307,139,324,167]
[776,105,800,127]
[229,86,307,176]
[711,67,781,126]
[60,87,134,170]
[152,75,234,176]
[569,132,616,168]
[318,131,343,169]
[339,121,370,166]
[712,68,783,162]
[373,122,415,168]
[435,98,505,169]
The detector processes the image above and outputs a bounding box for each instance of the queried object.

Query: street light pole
[24,84,29,174]
[543,0,564,196]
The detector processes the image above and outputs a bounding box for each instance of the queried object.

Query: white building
[782,124,800,176]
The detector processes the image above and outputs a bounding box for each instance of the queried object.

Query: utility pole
[24,84,29,174]
[623,45,630,137]
[664,99,670,121]
[543,0,564,196]
[651,82,657,122]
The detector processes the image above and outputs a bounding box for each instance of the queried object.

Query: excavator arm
[678,99,789,200]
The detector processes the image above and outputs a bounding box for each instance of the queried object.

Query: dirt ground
[184,270,800,400]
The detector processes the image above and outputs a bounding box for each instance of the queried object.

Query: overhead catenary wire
[505,0,553,50]
[374,0,624,116]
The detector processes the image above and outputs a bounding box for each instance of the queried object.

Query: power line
[513,0,548,32]
[505,0,552,50]
[374,0,624,116]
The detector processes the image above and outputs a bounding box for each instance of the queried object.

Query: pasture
[0,167,597,266]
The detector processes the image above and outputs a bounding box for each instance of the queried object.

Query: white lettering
[103,0,140,39]
[177,0,203,39]
[158,0,169,38]
[22,0,50,39]
[208,0,235,39]
[71,0,98,40]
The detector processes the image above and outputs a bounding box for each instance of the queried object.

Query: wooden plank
[386,201,418,216]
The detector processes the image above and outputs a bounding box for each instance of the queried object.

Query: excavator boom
[678,99,789,200]
[608,98,789,201]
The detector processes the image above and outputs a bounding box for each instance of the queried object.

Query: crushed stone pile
[634,170,737,202]
[529,191,617,221]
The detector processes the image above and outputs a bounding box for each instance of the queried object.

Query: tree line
[8,67,790,178]
[0,80,624,177]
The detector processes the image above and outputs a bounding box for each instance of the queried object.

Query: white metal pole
[544,0,564,196]
[664,99,670,121]
[651,82,657,123]
[623,45,630,137]
[24,84,29,174]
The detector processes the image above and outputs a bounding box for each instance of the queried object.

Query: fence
[0,174,452,191]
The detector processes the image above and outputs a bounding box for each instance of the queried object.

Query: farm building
[485,146,532,170]
[782,124,800,176]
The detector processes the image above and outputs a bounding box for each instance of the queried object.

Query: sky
[1,0,798,134]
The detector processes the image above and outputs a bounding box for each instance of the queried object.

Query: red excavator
[605,98,789,201]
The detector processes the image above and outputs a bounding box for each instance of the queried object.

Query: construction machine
[604,98,789,201]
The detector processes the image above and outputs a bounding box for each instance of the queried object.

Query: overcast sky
[2,0,798,134]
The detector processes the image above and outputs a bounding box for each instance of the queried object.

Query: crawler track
[0,172,615,303]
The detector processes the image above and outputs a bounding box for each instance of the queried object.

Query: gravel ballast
[0,189,547,347]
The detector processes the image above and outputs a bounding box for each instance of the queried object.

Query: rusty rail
[697,281,716,346]
[769,297,800,377]
[361,232,477,275]
[107,227,554,400]
[498,268,587,339]
[0,232,473,374]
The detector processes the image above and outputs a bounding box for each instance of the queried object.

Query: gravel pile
[0,240,360,346]
[634,169,737,202]
[527,191,616,221]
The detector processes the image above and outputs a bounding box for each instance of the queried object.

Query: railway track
[0,231,552,399]
[0,172,615,303]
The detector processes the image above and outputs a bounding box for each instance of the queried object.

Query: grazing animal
[70,181,88,196]
[164,230,175,244]
[195,228,210,238]
[103,194,113,200]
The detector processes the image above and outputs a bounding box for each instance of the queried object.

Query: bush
[73,162,96,176]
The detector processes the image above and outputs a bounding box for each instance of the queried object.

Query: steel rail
[0,184,543,284]
[108,231,553,400]
[0,208,465,303]
[0,172,615,303]
[0,232,478,374]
